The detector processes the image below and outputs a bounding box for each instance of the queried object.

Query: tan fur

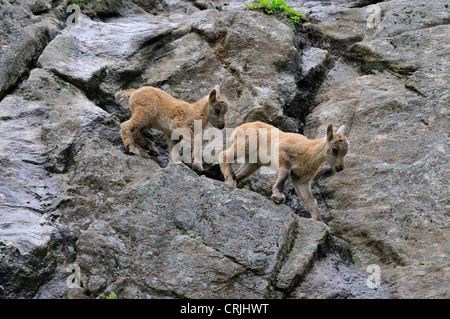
[219,121,349,222]
[118,86,229,171]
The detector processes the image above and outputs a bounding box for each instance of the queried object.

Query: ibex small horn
[336,125,346,135]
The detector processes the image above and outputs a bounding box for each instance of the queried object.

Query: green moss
[71,0,88,8]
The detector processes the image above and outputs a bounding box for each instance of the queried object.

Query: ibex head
[325,123,349,172]
[207,86,229,130]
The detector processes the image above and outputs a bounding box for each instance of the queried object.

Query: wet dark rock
[0,0,67,100]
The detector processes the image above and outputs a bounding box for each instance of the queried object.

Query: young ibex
[219,121,349,222]
[116,86,229,171]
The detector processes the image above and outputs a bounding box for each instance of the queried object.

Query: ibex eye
[215,109,220,114]
[332,148,339,155]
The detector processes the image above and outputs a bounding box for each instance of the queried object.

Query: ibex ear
[209,88,217,103]
[214,85,220,95]
[326,123,334,142]
[336,125,346,136]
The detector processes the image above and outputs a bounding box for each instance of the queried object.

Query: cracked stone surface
[1,0,449,299]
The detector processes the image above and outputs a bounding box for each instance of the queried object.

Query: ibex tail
[115,89,136,106]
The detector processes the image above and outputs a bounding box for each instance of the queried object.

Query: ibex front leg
[291,177,324,222]
[191,127,203,173]
[271,158,291,204]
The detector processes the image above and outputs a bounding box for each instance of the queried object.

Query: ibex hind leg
[219,148,238,187]
[235,163,260,184]
[271,167,290,204]
[135,129,160,157]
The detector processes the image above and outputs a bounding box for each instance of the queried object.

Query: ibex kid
[219,121,349,222]
[116,86,229,172]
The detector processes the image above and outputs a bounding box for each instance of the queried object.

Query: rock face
[0,0,68,100]
[296,0,449,297]
[1,0,448,299]
[301,0,449,266]
[66,164,312,298]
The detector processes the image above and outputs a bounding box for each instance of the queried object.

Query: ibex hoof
[149,149,160,157]
[271,193,285,204]
[128,145,140,156]
[148,144,160,157]
[192,163,203,173]
[225,177,237,187]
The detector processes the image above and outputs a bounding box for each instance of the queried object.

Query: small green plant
[244,0,306,24]
[107,292,117,299]
[71,0,88,8]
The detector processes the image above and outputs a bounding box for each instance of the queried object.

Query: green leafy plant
[244,0,306,24]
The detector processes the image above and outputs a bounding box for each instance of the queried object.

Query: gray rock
[37,15,178,105]
[294,252,392,299]
[276,216,328,291]
[37,4,304,131]
[136,8,304,129]
[26,0,53,14]
[68,164,305,298]
[301,47,330,80]
[25,68,109,173]
[308,71,449,265]
[0,62,109,298]
[0,89,77,298]
[135,31,235,111]
[82,0,124,17]
[205,9,300,127]
[231,0,449,298]
[299,0,449,298]
[0,0,66,99]
[298,0,450,49]
[314,58,361,105]
[129,0,165,14]
[385,264,450,299]
[350,25,450,75]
